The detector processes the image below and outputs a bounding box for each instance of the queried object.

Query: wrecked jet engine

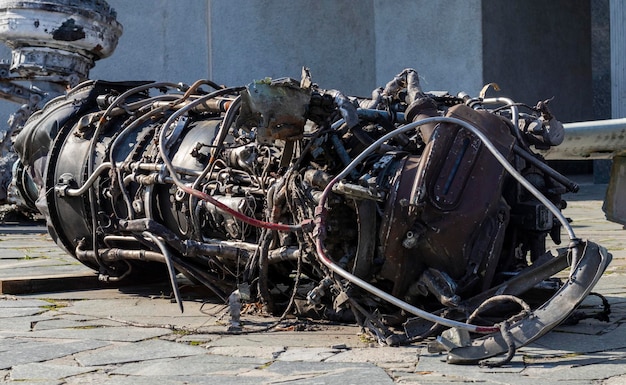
[12,68,611,365]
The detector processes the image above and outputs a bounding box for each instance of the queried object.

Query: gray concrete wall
[611,0,626,118]
[374,0,483,96]
[91,0,209,84]
[208,0,377,96]
[208,0,484,96]
[0,0,609,133]
[592,0,611,120]
[482,0,593,123]
[94,0,486,100]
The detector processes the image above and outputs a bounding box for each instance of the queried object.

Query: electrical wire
[142,231,184,313]
[156,88,311,233]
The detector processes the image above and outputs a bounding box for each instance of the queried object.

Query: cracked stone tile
[0,299,50,308]
[10,362,97,380]
[530,324,626,353]
[76,374,268,385]
[392,372,520,385]
[206,345,286,361]
[262,360,395,384]
[604,374,626,385]
[26,325,172,342]
[325,346,420,364]
[276,347,341,362]
[0,315,49,333]
[174,333,214,344]
[20,288,142,301]
[378,363,418,382]
[31,317,125,331]
[522,352,626,381]
[52,313,100,322]
[0,338,109,370]
[6,380,62,385]
[414,348,527,384]
[0,264,93,279]
[554,319,618,335]
[0,307,44,318]
[0,338,31,353]
[204,328,364,349]
[57,298,213,329]
[74,339,207,366]
[111,354,266,376]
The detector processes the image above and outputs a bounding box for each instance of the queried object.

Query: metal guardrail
[541,118,626,160]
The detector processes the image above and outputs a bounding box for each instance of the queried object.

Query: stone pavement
[0,180,624,384]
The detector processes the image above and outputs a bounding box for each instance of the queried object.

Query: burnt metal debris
[0,0,121,204]
[0,0,614,366]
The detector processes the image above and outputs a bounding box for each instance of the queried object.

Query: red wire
[180,185,309,232]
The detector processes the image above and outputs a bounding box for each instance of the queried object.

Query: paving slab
[24,325,173,342]
[275,347,342,362]
[325,346,420,364]
[54,297,220,329]
[0,315,48,333]
[88,374,278,385]
[522,353,626,381]
[605,374,626,385]
[0,338,109,370]
[30,317,125,330]
[0,231,101,294]
[6,380,61,385]
[263,360,395,384]
[173,333,215,344]
[414,353,531,385]
[74,339,207,366]
[0,307,44,318]
[205,328,366,349]
[0,298,50,308]
[111,354,266,376]
[530,323,626,353]
[206,345,287,361]
[10,362,98,381]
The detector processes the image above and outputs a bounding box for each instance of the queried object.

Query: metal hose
[314,115,578,333]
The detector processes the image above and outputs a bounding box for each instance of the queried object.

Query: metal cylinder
[0,0,123,79]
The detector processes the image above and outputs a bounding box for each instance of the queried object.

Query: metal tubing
[512,144,579,192]
[314,115,579,333]
[143,231,184,313]
[542,118,626,160]
[60,162,111,196]
[446,241,611,364]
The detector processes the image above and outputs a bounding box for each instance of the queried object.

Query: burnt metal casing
[0,0,122,80]
[380,105,516,297]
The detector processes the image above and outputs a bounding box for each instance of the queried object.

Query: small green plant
[40,299,68,311]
